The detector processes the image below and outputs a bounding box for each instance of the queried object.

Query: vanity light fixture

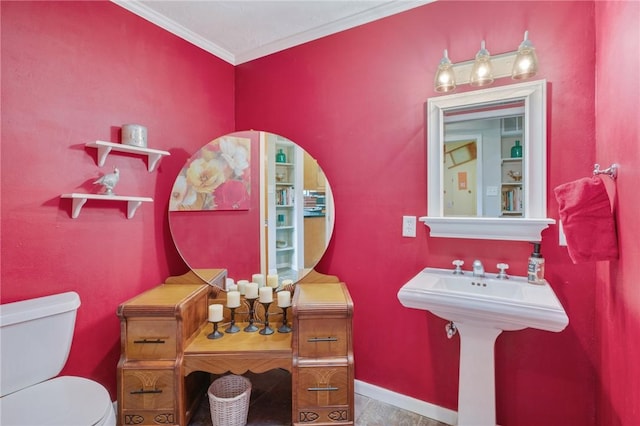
[434,49,456,93]
[433,31,538,92]
[511,31,539,79]
[470,40,494,86]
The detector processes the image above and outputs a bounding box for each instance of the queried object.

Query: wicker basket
[208,375,252,426]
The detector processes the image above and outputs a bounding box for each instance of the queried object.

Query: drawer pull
[307,337,338,343]
[133,338,166,344]
[130,389,163,395]
[307,386,339,392]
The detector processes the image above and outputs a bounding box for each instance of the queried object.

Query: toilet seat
[0,376,115,426]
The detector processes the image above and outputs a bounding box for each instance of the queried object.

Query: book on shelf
[276,187,295,206]
[501,186,523,214]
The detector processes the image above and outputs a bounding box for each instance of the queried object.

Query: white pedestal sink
[397,267,568,426]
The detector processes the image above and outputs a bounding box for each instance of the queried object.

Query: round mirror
[169,130,334,289]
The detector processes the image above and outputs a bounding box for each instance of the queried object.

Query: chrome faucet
[472,260,485,277]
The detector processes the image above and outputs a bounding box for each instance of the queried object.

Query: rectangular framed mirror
[421,79,555,241]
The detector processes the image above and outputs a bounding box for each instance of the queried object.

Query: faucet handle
[496,263,509,279]
[452,259,464,274]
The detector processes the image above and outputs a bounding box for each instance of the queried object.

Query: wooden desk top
[294,282,353,317]
[183,322,293,375]
[117,284,207,317]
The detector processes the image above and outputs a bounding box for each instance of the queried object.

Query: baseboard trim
[355,380,458,426]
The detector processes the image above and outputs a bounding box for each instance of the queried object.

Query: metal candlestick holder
[207,320,223,339]
[278,306,292,333]
[259,301,275,335]
[244,297,259,332]
[225,307,240,333]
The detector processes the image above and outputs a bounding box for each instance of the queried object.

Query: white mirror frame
[421,79,555,241]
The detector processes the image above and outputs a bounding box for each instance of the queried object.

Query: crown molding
[111,0,236,64]
[234,0,434,64]
[111,0,433,65]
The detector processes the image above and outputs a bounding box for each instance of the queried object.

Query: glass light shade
[470,40,494,86]
[434,49,456,93]
[512,31,538,79]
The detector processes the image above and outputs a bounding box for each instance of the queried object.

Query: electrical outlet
[402,216,417,237]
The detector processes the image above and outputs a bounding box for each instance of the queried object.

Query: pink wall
[236,1,600,425]
[1,1,235,398]
[595,1,640,425]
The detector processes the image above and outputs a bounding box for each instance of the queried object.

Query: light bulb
[512,31,538,80]
[434,49,456,93]
[470,40,494,86]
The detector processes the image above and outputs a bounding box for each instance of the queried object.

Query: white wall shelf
[61,193,153,219]
[420,216,555,242]
[86,140,170,172]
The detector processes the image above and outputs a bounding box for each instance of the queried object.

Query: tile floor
[188,369,449,426]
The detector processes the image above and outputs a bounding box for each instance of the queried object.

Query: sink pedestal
[455,323,502,426]
[397,267,570,426]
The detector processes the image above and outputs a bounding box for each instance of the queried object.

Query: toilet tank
[0,292,81,397]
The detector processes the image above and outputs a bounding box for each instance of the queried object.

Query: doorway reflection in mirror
[443,100,524,218]
[443,140,479,216]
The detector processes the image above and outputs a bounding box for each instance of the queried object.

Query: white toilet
[0,291,116,426]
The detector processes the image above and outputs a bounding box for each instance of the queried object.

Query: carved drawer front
[297,366,349,408]
[121,409,176,426]
[122,369,175,410]
[126,319,176,360]
[296,406,351,425]
[298,319,348,358]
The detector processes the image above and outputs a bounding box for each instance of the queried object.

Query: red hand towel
[554,176,618,263]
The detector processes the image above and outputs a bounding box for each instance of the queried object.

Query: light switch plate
[486,186,499,196]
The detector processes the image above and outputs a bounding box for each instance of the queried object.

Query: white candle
[277,291,291,308]
[208,304,223,322]
[226,277,235,289]
[259,286,273,303]
[245,282,259,299]
[282,279,294,287]
[227,284,238,293]
[237,280,249,295]
[252,273,265,287]
[227,291,241,308]
[267,274,279,288]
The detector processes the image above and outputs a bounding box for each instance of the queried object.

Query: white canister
[121,124,147,147]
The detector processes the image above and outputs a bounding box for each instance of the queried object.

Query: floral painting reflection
[170,136,251,211]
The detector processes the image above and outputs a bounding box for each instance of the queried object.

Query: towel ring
[593,163,618,180]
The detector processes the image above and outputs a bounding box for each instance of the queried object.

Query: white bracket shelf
[61,193,153,219]
[420,216,555,242]
[86,141,170,172]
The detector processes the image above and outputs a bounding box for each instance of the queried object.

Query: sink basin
[398,267,569,426]
[398,267,568,332]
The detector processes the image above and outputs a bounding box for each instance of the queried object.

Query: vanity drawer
[298,318,348,358]
[296,365,350,408]
[121,368,175,410]
[125,319,177,360]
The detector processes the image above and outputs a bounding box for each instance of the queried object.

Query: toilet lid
[0,376,113,426]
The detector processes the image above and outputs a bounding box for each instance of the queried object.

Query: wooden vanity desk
[117,269,353,426]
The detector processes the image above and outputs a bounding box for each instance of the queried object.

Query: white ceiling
[112,0,432,65]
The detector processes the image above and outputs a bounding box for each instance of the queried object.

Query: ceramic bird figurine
[93,167,120,195]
